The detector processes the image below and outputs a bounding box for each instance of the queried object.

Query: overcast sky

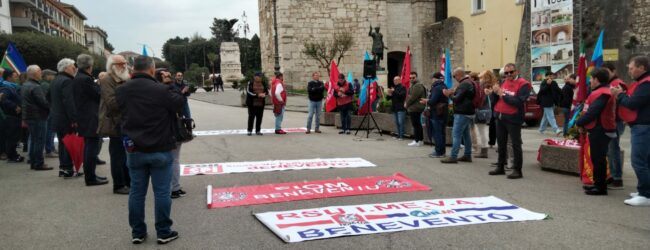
[64,0,260,58]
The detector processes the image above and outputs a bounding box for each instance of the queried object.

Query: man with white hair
[73,54,108,186]
[98,55,131,194]
[21,65,52,171]
[50,58,80,178]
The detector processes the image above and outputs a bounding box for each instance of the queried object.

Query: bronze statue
[369,25,388,70]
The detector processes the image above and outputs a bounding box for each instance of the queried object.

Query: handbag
[475,96,492,123]
[175,115,195,143]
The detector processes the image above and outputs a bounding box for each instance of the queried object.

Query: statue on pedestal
[369,25,388,71]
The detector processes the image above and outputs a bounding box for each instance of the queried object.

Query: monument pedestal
[220,42,244,84]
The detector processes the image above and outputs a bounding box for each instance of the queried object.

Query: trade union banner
[207,173,430,209]
[181,158,376,176]
[255,196,547,243]
[193,128,308,136]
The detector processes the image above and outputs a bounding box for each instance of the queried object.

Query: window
[435,0,448,22]
[472,0,486,15]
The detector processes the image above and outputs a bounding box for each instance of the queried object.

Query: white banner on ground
[181,158,376,176]
[193,128,307,136]
[255,196,547,243]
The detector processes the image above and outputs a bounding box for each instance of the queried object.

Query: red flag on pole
[573,43,588,106]
[325,60,340,112]
[400,46,411,90]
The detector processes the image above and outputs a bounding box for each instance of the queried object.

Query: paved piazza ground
[1,90,648,249]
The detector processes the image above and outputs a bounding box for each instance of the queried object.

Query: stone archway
[387,51,405,87]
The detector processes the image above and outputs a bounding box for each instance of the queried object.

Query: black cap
[431,72,443,79]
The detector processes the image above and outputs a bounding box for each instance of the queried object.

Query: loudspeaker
[363,60,377,79]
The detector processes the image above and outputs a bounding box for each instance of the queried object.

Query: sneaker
[157,231,179,245]
[624,196,650,206]
[132,235,147,244]
[428,153,444,158]
[407,140,418,146]
[256,132,263,136]
[417,141,423,147]
[247,132,252,136]
[345,130,351,135]
[630,192,639,197]
[177,189,187,196]
[339,130,346,134]
[555,129,563,136]
[440,157,458,164]
[306,130,311,134]
[171,190,183,199]
[275,129,287,134]
[608,180,624,190]
[7,156,25,163]
[314,130,322,133]
[458,155,472,162]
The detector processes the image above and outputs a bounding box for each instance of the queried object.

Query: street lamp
[201,72,205,88]
[272,0,281,75]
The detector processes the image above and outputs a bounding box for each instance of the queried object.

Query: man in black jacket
[423,73,448,157]
[560,74,576,136]
[73,54,107,186]
[387,76,407,140]
[441,68,475,164]
[538,72,562,135]
[117,56,185,244]
[22,65,52,171]
[306,72,325,134]
[50,58,79,177]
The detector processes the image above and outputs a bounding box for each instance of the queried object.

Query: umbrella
[63,133,84,173]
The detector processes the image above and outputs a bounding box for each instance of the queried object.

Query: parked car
[524,88,543,127]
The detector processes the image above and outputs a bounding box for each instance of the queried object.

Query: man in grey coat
[21,65,52,171]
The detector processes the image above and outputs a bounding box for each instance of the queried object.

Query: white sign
[181,158,376,176]
[255,196,547,243]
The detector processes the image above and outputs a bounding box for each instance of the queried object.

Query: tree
[162,36,190,71]
[103,37,114,53]
[184,63,209,87]
[210,18,238,42]
[302,31,354,75]
[207,52,218,75]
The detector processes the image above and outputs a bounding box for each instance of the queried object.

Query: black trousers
[109,137,130,189]
[489,117,496,146]
[409,112,423,142]
[247,106,264,132]
[2,116,21,159]
[83,137,100,182]
[496,118,523,169]
[588,130,611,190]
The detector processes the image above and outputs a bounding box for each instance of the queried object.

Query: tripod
[354,78,382,138]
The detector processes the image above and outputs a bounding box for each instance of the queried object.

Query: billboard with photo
[530,0,574,85]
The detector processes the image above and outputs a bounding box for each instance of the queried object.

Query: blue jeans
[607,121,625,180]
[539,107,559,132]
[431,116,448,156]
[127,151,174,238]
[182,102,191,118]
[450,114,472,159]
[630,125,650,198]
[45,115,56,153]
[26,120,46,168]
[306,101,322,131]
[393,111,406,139]
[561,108,571,136]
[339,104,352,131]
[275,106,285,130]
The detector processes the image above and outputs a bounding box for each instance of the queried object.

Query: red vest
[336,82,353,106]
[610,78,627,90]
[618,76,650,123]
[494,78,531,115]
[271,78,287,106]
[582,86,616,130]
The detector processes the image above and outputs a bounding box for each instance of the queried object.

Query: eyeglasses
[410,77,416,80]
[504,71,515,75]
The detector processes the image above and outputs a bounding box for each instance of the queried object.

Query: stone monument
[220,42,243,84]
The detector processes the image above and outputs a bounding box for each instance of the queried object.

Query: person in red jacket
[272,73,287,134]
[334,73,354,134]
[490,63,531,179]
[576,68,616,195]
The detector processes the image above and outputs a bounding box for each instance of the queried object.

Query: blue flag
[444,48,452,89]
[1,42,28,73]
[142,45,149,57]
[364,51,371,61]
[591,30,604,67]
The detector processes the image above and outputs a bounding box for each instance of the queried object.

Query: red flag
[573,44,587,106]
[357,81,377,115]
[325,60,340,112]
[579,133,612,185]
[400,46,411,90]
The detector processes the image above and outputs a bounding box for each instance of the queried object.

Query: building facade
[60,2,85,46]
[0,0,12,34]
[84,24,106,55]
[9,0,55,34]
[48,0,72,40]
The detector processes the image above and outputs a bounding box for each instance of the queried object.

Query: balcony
[10,0,53,18]
[11,17,42,33]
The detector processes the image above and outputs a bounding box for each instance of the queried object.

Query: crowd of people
[0,54,191,244]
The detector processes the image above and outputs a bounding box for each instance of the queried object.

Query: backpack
[471,80,485,108]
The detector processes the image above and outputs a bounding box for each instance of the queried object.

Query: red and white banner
[255,196,547,243]
[193,128,307,137]
[207,173,430,209]
[181,158,376,176]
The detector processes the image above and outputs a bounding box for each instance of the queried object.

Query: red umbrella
[63,133,84,173]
